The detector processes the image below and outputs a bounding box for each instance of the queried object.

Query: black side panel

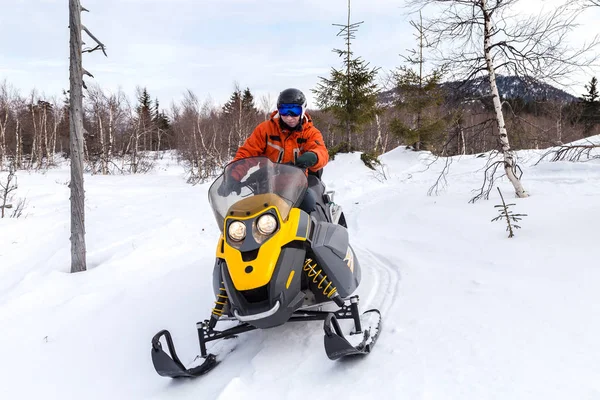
[352,246,361,288]
[310,202,329,224]
[311,220,348,258]
[269,245,306,312]
[212,258,224,297]
[309,221,360,298]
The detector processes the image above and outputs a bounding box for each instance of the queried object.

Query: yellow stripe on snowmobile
[286,270,295,289]
[220,207,308,291]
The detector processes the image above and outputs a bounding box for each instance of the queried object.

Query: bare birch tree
[13,97,25,169]
[259,94,273,121]
[408,0,599,200]
[86,85,110,174]
[49,96,64,163]
[173,90,223,183]
[69,0,106,273]
[0,81,11,169]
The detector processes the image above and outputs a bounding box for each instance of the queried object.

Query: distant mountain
[379,75,578,107]
[444,75,577,103]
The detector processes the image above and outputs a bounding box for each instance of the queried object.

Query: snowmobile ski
[151,320,253,379]
[323,308,382,360]
[151,330,218,378]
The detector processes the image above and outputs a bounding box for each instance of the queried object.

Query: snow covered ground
[1,144,599,400]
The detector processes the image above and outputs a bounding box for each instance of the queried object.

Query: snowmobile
[151,157,382,378]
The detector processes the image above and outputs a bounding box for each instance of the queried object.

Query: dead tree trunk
[67,0,106,272]
[69,0,87,273]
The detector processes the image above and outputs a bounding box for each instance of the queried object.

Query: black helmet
[277,88,307,117]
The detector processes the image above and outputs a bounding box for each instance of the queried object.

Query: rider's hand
[217,177,242,196]
[295,151,317,169]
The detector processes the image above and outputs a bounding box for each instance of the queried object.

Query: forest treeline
[0,76,598,180]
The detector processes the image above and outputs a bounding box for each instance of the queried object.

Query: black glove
[217,176,242,196]
[295,151,317,169]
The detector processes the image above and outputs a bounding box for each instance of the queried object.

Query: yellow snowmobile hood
[216,193,311,291]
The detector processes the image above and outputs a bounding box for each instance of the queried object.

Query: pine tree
[222,87,259,119]
[312,0,379,145]
[153,98,170,150]
[242,88,256,113]
[136,88,152,117]
[221,85,260,155]
[580,76,600,136]
[582,76,599,103]
[136,88,154,148]
[390,12,447,152]
[491,187,527,238]
[222,89,242,117]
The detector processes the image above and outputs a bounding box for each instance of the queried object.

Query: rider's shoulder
[252,118,277,134]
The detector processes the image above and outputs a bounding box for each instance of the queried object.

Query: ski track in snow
[353,246,401,318]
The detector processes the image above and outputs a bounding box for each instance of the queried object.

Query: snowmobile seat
[308,168,323,179]
[307,174,334,223]
[307,174,326,204]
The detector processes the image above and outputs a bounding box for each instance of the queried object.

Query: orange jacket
[233,111,328,175]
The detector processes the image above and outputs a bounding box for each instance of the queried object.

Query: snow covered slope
[1,145,599,399]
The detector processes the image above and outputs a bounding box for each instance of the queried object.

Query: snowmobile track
[354,246,402,317]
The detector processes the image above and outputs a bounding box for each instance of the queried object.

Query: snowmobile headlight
[256,214,277,235]
[228,221,246,242]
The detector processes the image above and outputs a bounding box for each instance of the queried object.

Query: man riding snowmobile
[150,89,381,379]
[220,88,328,213]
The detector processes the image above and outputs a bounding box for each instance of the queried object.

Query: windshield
[208,157,308,230]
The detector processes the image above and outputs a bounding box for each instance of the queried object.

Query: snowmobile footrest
[323,309,382,360]
[151,330,218,378]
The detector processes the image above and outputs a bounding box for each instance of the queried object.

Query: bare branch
[469,159,504,203]
[410,0,599,84]
[427,155,453,196]
[570,0,600,9]
[81,25,107,57]
[536,143,600,163]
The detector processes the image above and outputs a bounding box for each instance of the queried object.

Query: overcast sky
[1,0,599,111]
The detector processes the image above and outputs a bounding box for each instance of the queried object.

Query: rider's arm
[303,127,329,172]
[233,123,268,162]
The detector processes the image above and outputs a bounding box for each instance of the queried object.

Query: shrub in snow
[491,187,527,238]
[0,163,26,218]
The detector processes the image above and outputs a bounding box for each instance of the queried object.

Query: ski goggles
[278,104,303,117]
